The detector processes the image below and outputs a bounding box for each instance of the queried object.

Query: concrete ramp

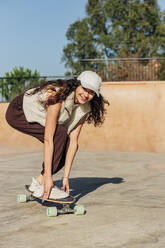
[1,82,165,153]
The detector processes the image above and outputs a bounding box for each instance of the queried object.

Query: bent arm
[63,116,86,179]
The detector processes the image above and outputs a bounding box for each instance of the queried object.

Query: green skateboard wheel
[74,205,85,215]
[47,207,58,217]
[17,194,27,203]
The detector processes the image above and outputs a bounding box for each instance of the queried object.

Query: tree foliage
[62,0,165,79]
[0,67,43,101]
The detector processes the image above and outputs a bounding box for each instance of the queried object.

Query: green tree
[62,18,104,75]
[62,0,165,79]
[0,67,43,101]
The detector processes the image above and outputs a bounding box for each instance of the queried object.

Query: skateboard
[17,185,85,217]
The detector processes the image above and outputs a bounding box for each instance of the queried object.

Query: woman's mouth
[80,96,87,102]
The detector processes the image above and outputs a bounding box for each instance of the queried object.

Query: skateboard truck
[46,203,85,217]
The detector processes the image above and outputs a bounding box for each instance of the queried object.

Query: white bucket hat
[77,71,102,97]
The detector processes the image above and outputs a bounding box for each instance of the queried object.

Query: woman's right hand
[42,175,54,201]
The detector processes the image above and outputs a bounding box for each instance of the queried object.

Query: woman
[6,70,109,202]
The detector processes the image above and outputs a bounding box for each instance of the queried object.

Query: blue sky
[0,0,164,77]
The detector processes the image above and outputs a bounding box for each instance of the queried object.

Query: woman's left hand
[62,177,70,195]
[43,175,54,201]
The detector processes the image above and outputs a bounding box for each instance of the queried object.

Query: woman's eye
[88,90,95,95]
[83,87,94,95]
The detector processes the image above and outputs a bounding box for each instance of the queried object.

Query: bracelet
[62,176,69,179]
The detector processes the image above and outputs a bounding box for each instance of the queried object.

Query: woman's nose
[84,91,88,98]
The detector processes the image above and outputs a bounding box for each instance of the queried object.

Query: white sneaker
[33,184,69,200]
[28,177,40,192]
[50,186,69,199]
[32,184,43,198]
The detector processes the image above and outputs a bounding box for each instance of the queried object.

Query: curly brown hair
[26,78,109,126]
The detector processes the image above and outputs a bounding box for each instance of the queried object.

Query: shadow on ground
[67,177,124,201]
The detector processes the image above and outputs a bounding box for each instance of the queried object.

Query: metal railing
[81,57,165,82]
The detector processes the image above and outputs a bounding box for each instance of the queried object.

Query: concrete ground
[1,148,165,248]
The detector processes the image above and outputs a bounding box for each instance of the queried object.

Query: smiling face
[74,85,95,104]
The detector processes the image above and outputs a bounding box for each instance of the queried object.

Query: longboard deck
[25,185,75,204]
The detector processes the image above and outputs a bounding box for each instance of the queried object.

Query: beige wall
[79,81,165,152]
[1,81,165,153]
